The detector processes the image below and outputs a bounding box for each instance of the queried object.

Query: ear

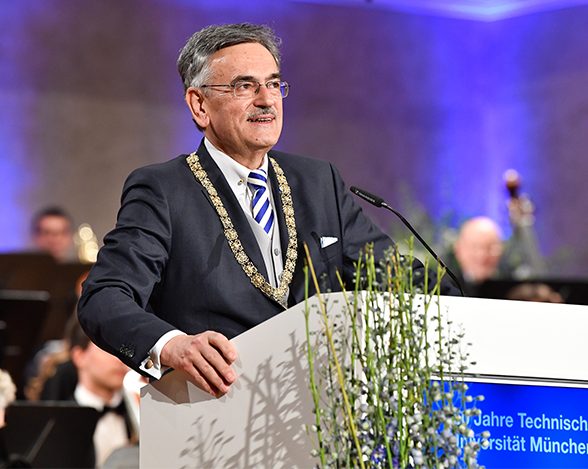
[185,87,209,129]
[70,346,85,369]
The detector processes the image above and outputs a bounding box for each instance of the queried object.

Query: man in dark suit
[78,23,455,398]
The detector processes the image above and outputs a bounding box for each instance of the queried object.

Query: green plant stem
[303,265,327,467]
[304,239,481,468]
[304,244,366,469]
[363,249,395,468]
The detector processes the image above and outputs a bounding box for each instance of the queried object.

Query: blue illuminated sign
[466,381,588,468]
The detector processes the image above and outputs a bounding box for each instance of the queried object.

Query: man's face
[455,225,503,282]
[188,42,283,165]
[74,342,129,395]
[33,215,73,262]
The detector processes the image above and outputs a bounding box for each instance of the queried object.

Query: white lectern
[140,294,588,468]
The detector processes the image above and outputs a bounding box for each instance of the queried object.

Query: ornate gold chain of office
[186,152,298,308]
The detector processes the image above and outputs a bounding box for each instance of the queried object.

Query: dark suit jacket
[78,141,454,373]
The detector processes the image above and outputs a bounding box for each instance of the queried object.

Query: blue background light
[1,0,588,275]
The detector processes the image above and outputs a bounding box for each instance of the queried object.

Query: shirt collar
[74,384,123,412]
[204,138,269,188]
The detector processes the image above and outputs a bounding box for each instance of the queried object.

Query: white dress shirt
[74,384,129,467]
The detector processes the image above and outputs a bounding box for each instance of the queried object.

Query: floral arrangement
[303,243,489,468]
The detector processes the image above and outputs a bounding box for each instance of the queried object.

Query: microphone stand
[350,186,465,296]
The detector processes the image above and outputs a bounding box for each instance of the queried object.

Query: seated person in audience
[34,313,80,401]
[452,216,505,294]
[0,369,28,468]
[40,320,133,467]
[0,369,16,431]
[25,273,89,401]
[30,206,76,263]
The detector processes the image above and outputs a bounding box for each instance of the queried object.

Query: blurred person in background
[0,369,28,468]
[25,272,89,401]
[30,206,76,263]
[40,319,134,467]
[0,370,16,432]
[452,216,505,294]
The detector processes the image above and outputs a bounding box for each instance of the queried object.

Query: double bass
[504,169,546,279]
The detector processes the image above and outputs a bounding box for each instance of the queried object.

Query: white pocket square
[320,236,338,248]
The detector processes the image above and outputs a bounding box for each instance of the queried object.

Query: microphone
[350,186,465,296]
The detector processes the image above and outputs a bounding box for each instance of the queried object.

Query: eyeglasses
[200,79,290,99]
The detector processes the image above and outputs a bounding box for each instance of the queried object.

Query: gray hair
[0,369,16,409]
[177,23,282,92]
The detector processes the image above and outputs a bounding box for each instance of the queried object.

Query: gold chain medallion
[186,153,298,308]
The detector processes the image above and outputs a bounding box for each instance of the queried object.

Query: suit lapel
[195,142,269,282]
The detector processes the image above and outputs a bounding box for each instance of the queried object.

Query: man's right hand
[160,331,238,397]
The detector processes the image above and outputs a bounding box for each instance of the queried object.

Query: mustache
[247,107,277,120]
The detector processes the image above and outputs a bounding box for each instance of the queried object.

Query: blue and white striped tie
[247,169,274,234]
